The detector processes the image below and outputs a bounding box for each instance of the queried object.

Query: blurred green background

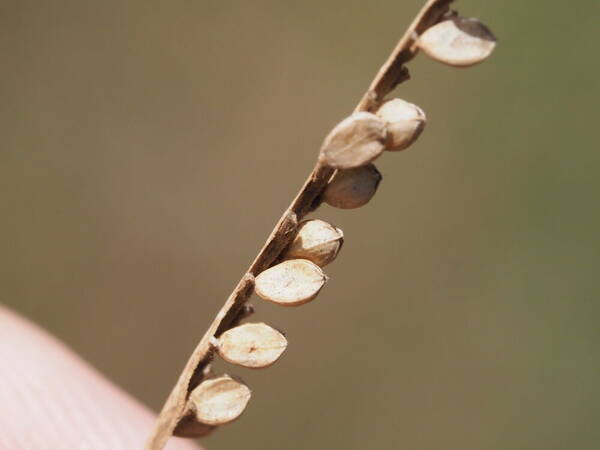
[2,0,599,449]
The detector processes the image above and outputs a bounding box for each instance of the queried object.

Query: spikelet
[323,164,382,209]
[376,99,426,151]
[216,322,287,368]
[188,375,251,426]
[319,112,387,169]
[285,219,344,267]
[255,259,327,306]
[418,17,496,67]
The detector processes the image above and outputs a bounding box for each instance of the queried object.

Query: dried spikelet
[189,375,251,426]
[285,219,344,267]
[255,259,327,306]
[319,112,387,169]
[417,17,496,67]
[323,164,382,209]
[376,99,426,151]
[216,322,288,368]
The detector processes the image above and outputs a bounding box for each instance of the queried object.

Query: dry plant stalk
[147,0,496,448]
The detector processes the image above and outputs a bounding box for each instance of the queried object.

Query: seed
[216,322,288,368]
[417,17,496,67]
[255,259,327,306]
[285,219,344,267]
[323,164,382,209]
[189,375,251,426]
[376,99,426,151]
[319,112,387,169]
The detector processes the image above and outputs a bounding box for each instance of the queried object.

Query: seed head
[319,112,387,169]
[418,17,496,67]
[285,219,344,267]
[376,98,426,151]
[216,322,288,368]
[255,259,327,306]
[323,164,382,209]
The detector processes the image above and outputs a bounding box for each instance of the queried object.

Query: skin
[0,306,201,450]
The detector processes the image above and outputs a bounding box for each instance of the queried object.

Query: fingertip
[0,307,201,450]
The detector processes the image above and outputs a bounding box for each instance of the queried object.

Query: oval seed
[323,164,382,209]
[319,112,387,169]
[417,17,496,67]
[255,259,327,306]
[376,98,426,151]
[285,219,344,267]
[217,322,288,368]
[189,375,251,426]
